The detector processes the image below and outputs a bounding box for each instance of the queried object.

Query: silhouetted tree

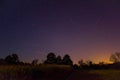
[5,53,19,64]
[62,54,73,65]
[78,59,92,69]
[110,52,120,63]
[56,55,62,64]
[78,59,85,66]
[32,59,38,65]
[44,52,56,64]
[86,60,93,66]
[73,64,79,69]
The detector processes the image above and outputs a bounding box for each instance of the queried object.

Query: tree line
[0,52,120,69]
[44,52,73,65]
[0,52,73,65]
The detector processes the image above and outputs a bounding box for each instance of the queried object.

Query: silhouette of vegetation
[110,52,120,63]
[0,52,120,80]
[78,59,86,68]
[44,52,57,64]
[31,67,44,80]
[56,55,62,64]
[78,59,109,70]
[44,53,73,65]
[0,52,120,70]
[73,64,79,69]
[62,54,73,65]
[32,59,38,65]
[5,53,19,64]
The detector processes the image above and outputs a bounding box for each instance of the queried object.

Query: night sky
[1,0,120,63]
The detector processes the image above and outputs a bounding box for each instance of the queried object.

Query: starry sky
[1,0,120,63]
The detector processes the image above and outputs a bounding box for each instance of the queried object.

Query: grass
[1,65,120,80]
[89,69,120,80]
[0,64,72,80]
[0,65,39,80]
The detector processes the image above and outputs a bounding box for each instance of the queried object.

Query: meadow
[89,70,120,80]
[0,65,120,80]
[0,64,72,80]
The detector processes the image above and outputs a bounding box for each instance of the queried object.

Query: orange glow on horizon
[72,52,112,64]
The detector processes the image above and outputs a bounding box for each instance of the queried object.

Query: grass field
[0,64,72,80]
[0,65,120,80]
[89,70,120,80]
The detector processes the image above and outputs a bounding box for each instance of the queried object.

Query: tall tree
[86,60,93,66]
[5,53,19,64]
[78,59,84,66]
[32,59,38,65]
[62,54,73,65]
[110,52,120,63]
[56,55,62,64]
[44,52,56,64]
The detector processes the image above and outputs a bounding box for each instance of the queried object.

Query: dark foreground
[0,65,120,80]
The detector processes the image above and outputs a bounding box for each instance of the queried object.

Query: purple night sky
[1,0,120,63]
